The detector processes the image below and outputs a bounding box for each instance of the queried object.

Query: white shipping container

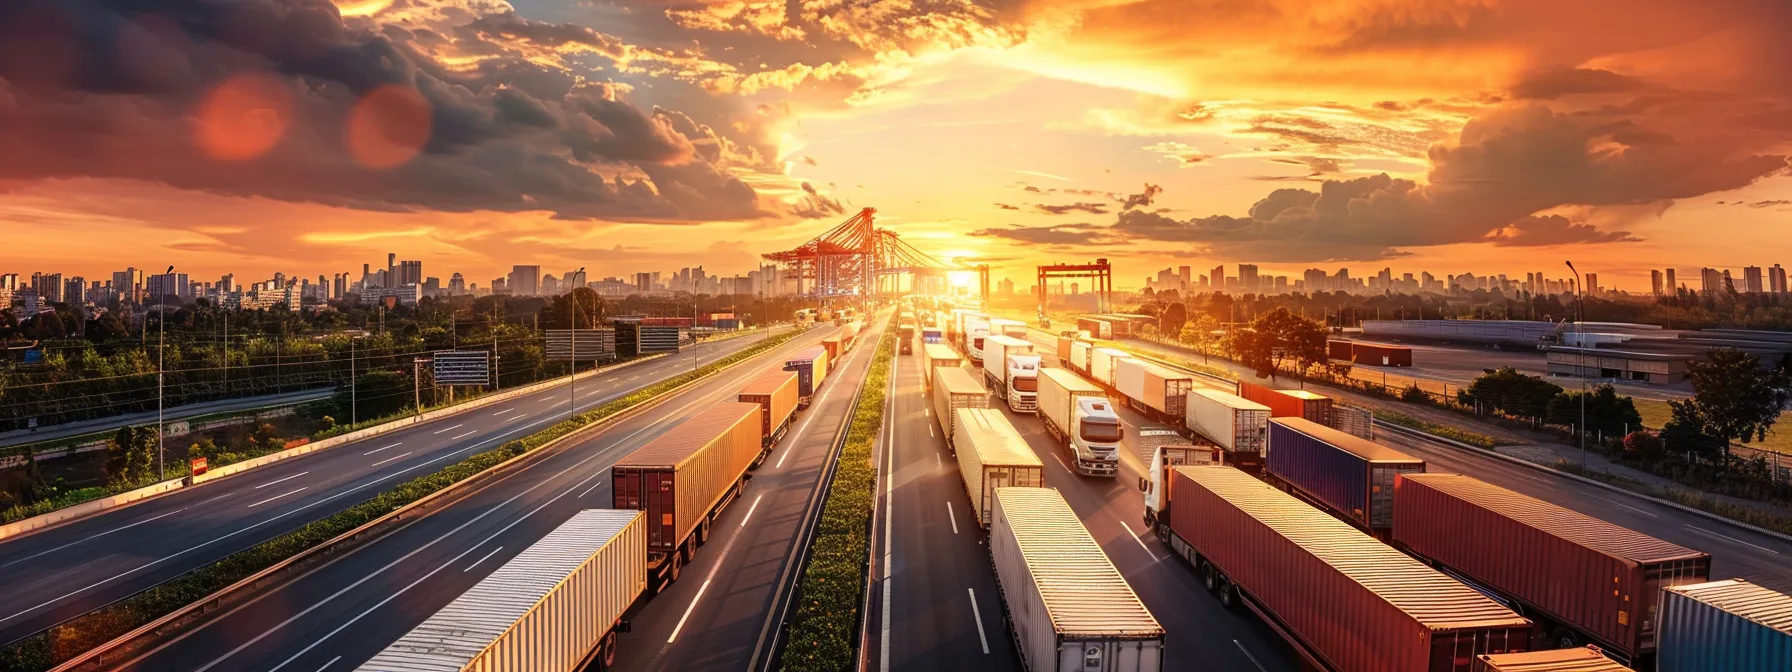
[954,408,1044,527]
[1069,341,1093,374]
[1091,348,1133,388]
[1115,358,1147,404]
[990,488,1165,672]
[982,335,1035,386]
[922,343,962,389]
[1036,368,1104,440]
[1185,389,1270,455]
[933,367,990,450]
[359,510,647,672]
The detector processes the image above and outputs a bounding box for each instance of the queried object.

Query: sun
[948,270,976,288]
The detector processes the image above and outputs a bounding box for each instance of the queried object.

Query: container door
[648,471,677,552]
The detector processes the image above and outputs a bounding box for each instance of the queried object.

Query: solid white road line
[491,408,517,416]
[432,424,464,435]
[1127,523,1160,561]
[465,546,503,572]
[946,501,959,535]
[0,506,190,571]
[1685,524,1780,554]
[1234,640,1269,672]
[1588,493,1659,517]
[247,487,307,509]
[314,656,341,672]
[449,430,477,441]
[967,588,990,655]
[1051,453,1072,475]
[369,451,413,468]
[928,424,933,437]
[362,442,402,456]
[666,579,713,643]
[739,494,763,527]
[254,472,309,490]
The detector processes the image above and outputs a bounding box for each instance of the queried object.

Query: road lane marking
[247,487,307,509]
[491,408,516,416]
[314,656,341,672]
[370,452,413,467]
[465,546,503,572]
[740,494,763,527]
[536,395,554,402]
[666,578,713,643]
[362,442,402,456]
[0,506,190,572]
[928,424,933,438]
[880,342,898,672]
[432,424,464,435]
[1234,640,1268,672]
[946,501,959,535]
[934,453,940,469]
[1588,494,1658,517]
[449,430,477,441]
[967,588,990,655]
[578,474,607,498]
[1126,523,1161,562]
[254,472,310,490]
[1684,524,1780,554]
[1051,453,1072,474]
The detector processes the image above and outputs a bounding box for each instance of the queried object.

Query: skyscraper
[1744,266,1764,293]
[509,265,541,296]
[1771,264,1788,294]
[398,260,423,287]
[1238,264,1260,294]
[32,272,63,304]
[1665,268,1676,293]
[1585,273,1600,295]
[1210,265,1225,293]
[1650,270,1663,296]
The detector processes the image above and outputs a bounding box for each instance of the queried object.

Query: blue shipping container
[784,347,825,399]
[1266,418,1424,533]
[1659,579,1792,672]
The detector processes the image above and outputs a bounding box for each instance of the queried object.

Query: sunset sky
[2,0,1790,291]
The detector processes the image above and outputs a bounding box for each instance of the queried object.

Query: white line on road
[536,395,554,402]
[491,408,517,416]
[666,579,714,643]
[432,424,464,435]
[946,501,959,535]
[449,430,477,440]
[1234,640,1268,672]
[928,424,933,438]
[740,494,763,527]
[1051,453,1072,474]
[247,487,307,509]
[934,453,940,469]
[362,442,402,456]
[1684,524,1781,554]
[370,451,413,467]
[314,656,341,672]
[967,588,990,655]
[578,474,606,498]
[1588,494,1658,517]
[1127,524,1161,562]
[465,546,503,572]
[0,506,190,571]
[254,472,310,490]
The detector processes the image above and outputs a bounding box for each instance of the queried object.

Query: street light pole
[351,334,360,425]
[570,266,584,422]
[1566,260,1587,469]
[158,265,172,481]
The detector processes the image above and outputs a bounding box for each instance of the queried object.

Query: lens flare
[347,84,433,170]
[193,72,292,161]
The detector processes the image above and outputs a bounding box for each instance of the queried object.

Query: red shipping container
[1169,466,1532,672]
[613,402,761,555]
[1237,380,1333,424]
[737,369,798,450]
[1328,340,1355,360]
[822,336,841,361]
[1393,474,1711,661]
[1352,343,1413,367]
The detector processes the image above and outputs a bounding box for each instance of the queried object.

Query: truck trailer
[965,315,992,365]
[1151,465,1533,672]
[1472,647,1630,672]
[737,369,798,466]
[359,509,647,672]
[1036,368,1122,477]
[952,408,1045,527]
[1090,347,1132,390]
[981,335,1041,413]
[1658,579,1792,672]
[1267,417,1424,536]
[933,367,989,454]
[1238,380,1333,425]
[899,323,916,354]
[611,402,761,588]
[1077,317,1114,340]
[783,345,831,408]
[1184,389,1270,474]
[921,343,962,392]
[990,487,1164,671]
[1394,473,1713,664]
[1115,358,1192,426]
[988,317,1028,339]
[1067,340,1094,378]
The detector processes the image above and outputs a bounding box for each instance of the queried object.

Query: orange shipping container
[738,369,799,451]
[1237,380,1332,424]
[613,402,762,555]
[822,336,841,361]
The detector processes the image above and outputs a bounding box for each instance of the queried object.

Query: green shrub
[1377,410,1508,448]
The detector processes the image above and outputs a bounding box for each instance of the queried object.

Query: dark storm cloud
[1486,215,1639,246]
[0,0,764,221]
[1121,183,1161,210]
[1510,67,1654,100]
[969,223,1116,246]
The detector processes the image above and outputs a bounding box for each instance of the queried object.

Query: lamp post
[570,267,584,422]
[1566,260,1587,469]
[158,265,173,481]
[350,333,366,425]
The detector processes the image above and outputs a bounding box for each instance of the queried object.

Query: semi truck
[1090,347,1132,390]
[1115,358,1192,426]
[990,487,1164,671]
[1238,380,1333,425]
[1184,389,1270,474]
[988,317,1028,339]
[921,343,962,392]
[899,323,915,355]
[981,334,1041,413]
[1077,316,1114,340]
[933,367,989,454]
[1148,465,1533,672]
[737,369,798,467]
[1658,579,1792,672]
[1266,417,1423,537]
[783,345,831,408]
[1137,425,1221,524]
[921,326,943,345]
[952,408,1044,527]
[611,401,761,589]
[1036,368,1122,477]
[1067,340,1094,377]
[965,315,992,365]
[1393,473,1713,664]
[358,509,646,672]
[822,335,841,362]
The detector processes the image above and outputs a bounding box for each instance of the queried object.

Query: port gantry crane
[762,207,956,303]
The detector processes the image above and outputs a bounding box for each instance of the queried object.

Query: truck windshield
[1013,376,1037,392]
[1081,418,1122,443]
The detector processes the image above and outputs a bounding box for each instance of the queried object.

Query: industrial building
[1363,319,1792,385]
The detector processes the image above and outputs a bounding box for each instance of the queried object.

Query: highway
[104,320,881,672]
[0,387,334,449]
[0,331,783,647]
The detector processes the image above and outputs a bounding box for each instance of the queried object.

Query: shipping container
[1090,347,1132,389]
[1352,342,1413,367]
[1658,579,1792,672]
[981,335,1040,409]
[1068,340,1094,377]
[990,487,1164,671]
[953,408,1045,527]
[1266,418,1422,535]
[1237,381,1333,425]
[989,318,1028,339]
[1162,466,1532,672]
[899,323,916,354]
[1115,359,1192,424]
[359,509,647,672]
[1472,647,1631,672]
[922,343,962,391]
[1184,389,1270,472]
[842,321,862,349]
[612,402,761,584]
[1393,473,1712,662]
[738,369,799,459]
[1055,335,1075,367]
[1327,339,1355,361]
[783,345,831,406]
[933,367,989,453]
[1077,317,1113,340]
[821,335,842,362]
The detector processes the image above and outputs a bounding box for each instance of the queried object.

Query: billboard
[432,350,491,385]
[546,328,617,361]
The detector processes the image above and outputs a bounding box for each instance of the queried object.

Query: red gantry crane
[763,207,956,301]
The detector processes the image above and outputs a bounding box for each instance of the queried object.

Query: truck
[1238,380,1333,425]
[843,320,863,351]
[981,334,1041,413]
[1149,465,1533,672]
[1393,473,1714,664]
[933,367,989,454]
[822,335,842,362]
[611,402,761,588]
[358,509,647,672]
[1115,358,1192,426]
[921,343,962,392]
[1036,368,1122,477]
[1473,647,1630,672]
[1090,347,1132,390]
[1658,579,1792,672]
[1137,424,1221,527]
[737,369,798,466]
[1067,340,1094,377]
[990,487,1164,671]
[988,317,1027,339]
[1266,417,1423,537]
[899,323,915,355]
[921,326,943,345]
[1184,389,1270,474]
[783,345,831,408]
[1077,316,1113,340]
[964,315,992,365]
[953,408,1045,527]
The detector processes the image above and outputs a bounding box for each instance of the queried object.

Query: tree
[1226,308,1327,380]
[334,369,413,422]
[1682,348,1792,459]
[1661,398,1726,458]
[19,451,53,505]
[1622,431,1664,459]
[1461,367,1562,419]
[106,425,157,486]
[545,286,607,329]
[1178,314,1219,353]
[1158,302,1187,341]
[1546,384,1642,438]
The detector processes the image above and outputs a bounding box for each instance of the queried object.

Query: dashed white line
[370,451,413,467]
[946,501,960,535]
[254,472,310,490]
[578,472,607,498]
[1126,523,1161,562]
[1684,524,1781,554]
[247,487,307,509]
[362,442,402,456]
[1234,640,1268,672]
[432,424,464,435]
[739,494,763,527]
[967,588,990,655]
[491,408,517,416]
[928,424,934,438]
[0,506,190,571]
[465,546,503,572]
[934,453,940,469]
[1588,494,1658,517]
[449,430,477,441]
[667,578,713,643]
[313,656,341,672]
[1051,453,1072,474]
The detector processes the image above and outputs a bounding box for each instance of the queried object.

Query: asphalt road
[0,331,782,647]
[103,321,879,672]
[0,387,335,449]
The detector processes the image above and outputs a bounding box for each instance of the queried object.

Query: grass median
[0,329,800,672]
[778,317,894,671]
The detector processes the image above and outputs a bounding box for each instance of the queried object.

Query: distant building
[1744,266,1764,293]
[509,265,541,296]
[361,283,422,306]
[1700,267,1723,294]
[448,273,466,295]
[1771,265,1788,294]
[1665,268,1676,293]
[1651,270,1663,296]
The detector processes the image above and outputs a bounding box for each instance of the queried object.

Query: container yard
[1183,389,1270,473]
[933,367,989,454]
[1657,579,1792,672]
[1267,417,1424,535]
[1115,358,1192,426]
[989,487,1164,671]
[611,401,762,586]
[737,369,798,462]
[952,408,1045,527]
[1393,473,1712,663]
[1035,368,1122,476]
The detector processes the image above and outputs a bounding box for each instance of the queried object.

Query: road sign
[546,329,617,361]
[433,350,491,385]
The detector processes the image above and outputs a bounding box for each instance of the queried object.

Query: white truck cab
[1005,355,1041,413]
[1069,398,1123,476]
[1138,423,1222,530]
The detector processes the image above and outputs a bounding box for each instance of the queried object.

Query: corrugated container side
[1116,358,1146,403]
[1238,381,1333,423]
[1056,336,1073,363]
[1328,340,1355,360]
[1037,368,1102,439]
[1472,647,1632,672]
[1092,348,1132,388]
[1267,418,1423,532]
[1069,341,1093,373]
[1657,579,1792,672]
[357,510,647,672]
[991,488,1164,672]
[785,345,827,397]
[814,346,831,385]
[1352,343,1414,367]
[1185,389,1270,455]
[1394,473,1712,659]
[953,408,1044,527]
[612,402,761,554]
[1168,467,1531,672]
[737,369,798,444]
[933,367,989,445]
[1140,364,1191,417]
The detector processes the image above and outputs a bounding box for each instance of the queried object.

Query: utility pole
[351,334,360,425]
[413,358,424,418]
[158,265,172,481]
[1566,260,1587,470]
[570,267,584,422]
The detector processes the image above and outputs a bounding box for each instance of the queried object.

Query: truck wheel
[1200,561,1218,593]
[697,519,711,546]
[668,552,683,584]
[1550,627,1579,650]
[681,540,696,564]
[1218,578,1239,610]
[596,631,617,670]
